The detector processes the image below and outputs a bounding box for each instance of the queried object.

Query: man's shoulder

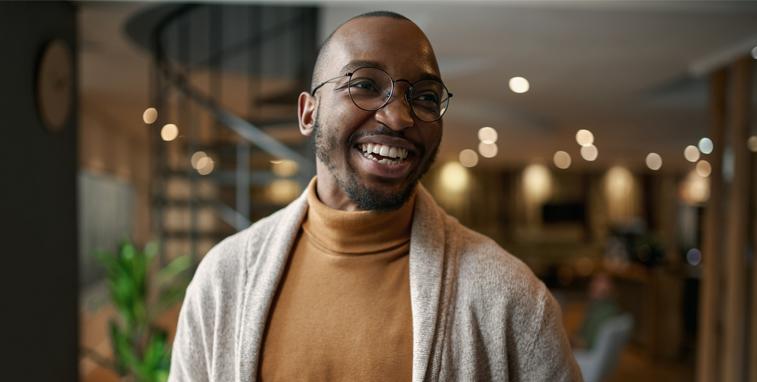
[190,205,292,289]
[445,217,534,281]
[414,186,545,300]
[442,216,549,307]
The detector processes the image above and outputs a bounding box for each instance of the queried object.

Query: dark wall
[0,2,78,381]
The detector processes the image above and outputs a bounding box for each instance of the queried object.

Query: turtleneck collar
[302,177,416,255]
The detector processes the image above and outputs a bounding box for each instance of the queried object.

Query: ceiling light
[553,151,571,169]
[698,137,713,154]
[575,129,594,147]
[196,156,214,175]
[161,123,178,141]
[459,149,479,168]
[142,107,158,124]
[478,127,498,144]
[645,153,662,171]
[580,144,598,161]
[696,160,712,177]
[191,151,207,169]
[508,76,530,94]
[684,145,700,162]
[478,142,498,158]
[748,136,757,152]
[752,46,757,60]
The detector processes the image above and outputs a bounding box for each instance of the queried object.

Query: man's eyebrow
[417,72,443,83]
[341,60,444,83]
[341,60,386,73]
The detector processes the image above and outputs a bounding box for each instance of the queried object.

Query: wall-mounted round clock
[36,39,73,133]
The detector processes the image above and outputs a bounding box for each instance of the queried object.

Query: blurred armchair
[573,313,634,382]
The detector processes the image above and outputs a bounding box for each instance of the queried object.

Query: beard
[313,114,438,211]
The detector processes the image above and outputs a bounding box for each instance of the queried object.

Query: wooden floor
[607,345,693,382]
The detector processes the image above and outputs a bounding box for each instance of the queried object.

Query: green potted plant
[94,241,191,382]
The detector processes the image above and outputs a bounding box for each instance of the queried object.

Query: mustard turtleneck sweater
[258,178,415,381]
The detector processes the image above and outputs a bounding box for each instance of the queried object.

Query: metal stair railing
[146,4,318,263]
[158,65,314,178]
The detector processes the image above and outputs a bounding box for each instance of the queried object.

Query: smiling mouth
[356,143,410,165]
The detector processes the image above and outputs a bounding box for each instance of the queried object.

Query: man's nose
[374,87,414,131]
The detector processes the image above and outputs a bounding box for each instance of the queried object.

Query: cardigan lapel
[409,185,447,382]
[234,183,448,382]
[236,191,309,382]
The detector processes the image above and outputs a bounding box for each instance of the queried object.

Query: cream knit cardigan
[169,185,583,382]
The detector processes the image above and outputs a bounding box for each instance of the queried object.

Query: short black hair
[310,11,412,91]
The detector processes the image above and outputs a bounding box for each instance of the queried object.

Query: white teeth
[359,143,409,160]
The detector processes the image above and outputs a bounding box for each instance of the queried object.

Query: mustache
[349,125,420,151]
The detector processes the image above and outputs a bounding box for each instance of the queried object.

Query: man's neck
[314,163,362,211]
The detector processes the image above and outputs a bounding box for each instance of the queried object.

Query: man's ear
[298,91,317,137]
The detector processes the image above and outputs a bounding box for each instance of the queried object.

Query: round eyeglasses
[311,66,453,122]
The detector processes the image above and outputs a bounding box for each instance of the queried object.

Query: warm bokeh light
[508,76,530,93]
[160,123,178,141]
[439,161,469,193]
[196,156,214,175]
[580,144,598,161]
[748,135,757,152]
[575,129,594,147]
[684,145,700,162]
[680,170,710,204]
[268,179,301,204]
[478,127,498,144]
[603,166,639,224]
[523,164,552,203]
[696,160,712,177]
[459,149,479,168]
[271,159,299,177]
[553,150,571,169]
[478,142,498,158]
[645,153,662,171]
[142,107,158,124]
[698,137,713,154]
[605,166,633,197]
[191,151,207,169]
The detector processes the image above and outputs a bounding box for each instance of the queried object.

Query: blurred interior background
[1,1,757,381]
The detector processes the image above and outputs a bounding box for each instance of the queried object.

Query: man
[572,272,621,350]
[169,11,582,382]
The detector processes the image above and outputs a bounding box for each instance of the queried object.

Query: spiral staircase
[125,4,319,264]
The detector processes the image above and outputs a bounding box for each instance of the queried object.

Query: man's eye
[414,92,441,104]
[350,79,379,91]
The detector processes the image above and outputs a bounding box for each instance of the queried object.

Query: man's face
[301,17,444,211]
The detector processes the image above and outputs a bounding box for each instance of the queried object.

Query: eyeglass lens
[347,67,449,122]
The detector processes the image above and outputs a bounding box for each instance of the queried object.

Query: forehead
[327,17,440,80]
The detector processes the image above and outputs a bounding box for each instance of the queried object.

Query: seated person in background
[572,272,621,350]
